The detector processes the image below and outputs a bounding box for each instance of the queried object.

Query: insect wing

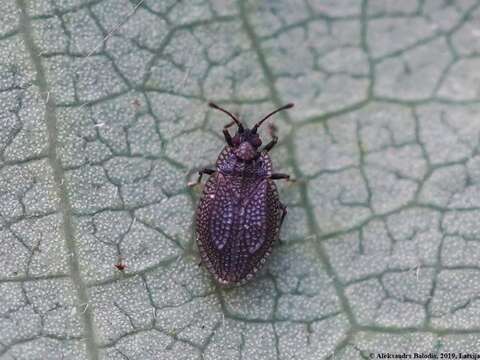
[208,177,235,251]
[242,180,268,254]
[197,174,281,284]
[196,173,234,264]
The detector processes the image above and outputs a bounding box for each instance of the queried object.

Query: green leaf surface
[1,0,480,359]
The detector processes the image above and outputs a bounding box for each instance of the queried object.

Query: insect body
[190,102,294,285]
[114,256,126,271]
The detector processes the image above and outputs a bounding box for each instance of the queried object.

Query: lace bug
[189,102,294,285]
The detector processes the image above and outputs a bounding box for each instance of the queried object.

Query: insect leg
[263,136,278,152]
[276,203,288,245]
[279,203,287,228]
[270,173,294,181]
[263,123,278,152]
[188,168,215,187]
[223,120,236,146]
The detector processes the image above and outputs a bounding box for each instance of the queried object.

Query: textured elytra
[196,146,282,285]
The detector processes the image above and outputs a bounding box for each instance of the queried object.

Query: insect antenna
[252,103,294,133]
[209,102,244,132]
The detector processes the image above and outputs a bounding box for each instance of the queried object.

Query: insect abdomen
[196,173,281,285]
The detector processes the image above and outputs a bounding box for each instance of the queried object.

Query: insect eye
[232,135,241,146]
[251,136,262,148]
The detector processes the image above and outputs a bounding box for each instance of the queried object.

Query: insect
[189,102,294,285]
[114,256,126,271]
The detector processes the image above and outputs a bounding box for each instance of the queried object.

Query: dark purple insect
[189,102,294,285]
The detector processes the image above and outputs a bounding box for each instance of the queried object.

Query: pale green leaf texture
[1,0,479,359]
